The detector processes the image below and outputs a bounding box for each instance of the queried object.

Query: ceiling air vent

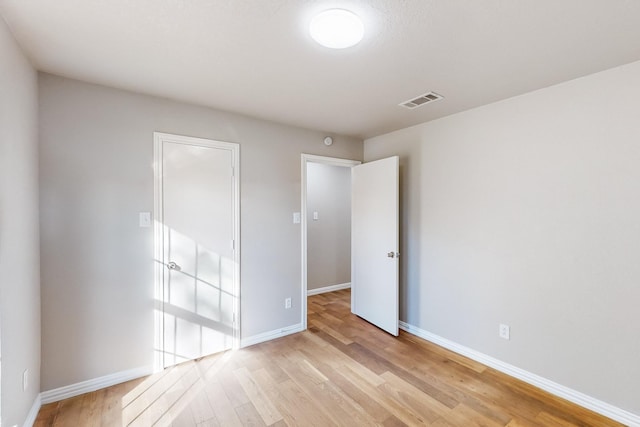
[399,91,444,109]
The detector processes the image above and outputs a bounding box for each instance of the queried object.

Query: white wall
[306,163,351,290]
[0,17,41,427]
[38,73,362,391]
[365,60,640,416]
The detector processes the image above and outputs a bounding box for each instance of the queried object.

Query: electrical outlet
[23,369,29,391]
[499,324,510,340]
[285,297,292,309]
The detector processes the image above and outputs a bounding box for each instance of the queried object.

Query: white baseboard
[23,393,41,427]
[40,365,153,405]
[241,323,304,348]
[307,282,351,296]
[399,321,640,427]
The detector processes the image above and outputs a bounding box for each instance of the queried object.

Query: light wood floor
[36,289,621,426]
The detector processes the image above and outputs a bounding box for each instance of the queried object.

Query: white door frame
[153,132,240,371]
[301,154,360,329]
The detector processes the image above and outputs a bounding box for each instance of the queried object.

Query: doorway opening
[301,154,360,329]
[154,132,240,370]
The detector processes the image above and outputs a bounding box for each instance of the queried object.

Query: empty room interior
[2,1,640,426]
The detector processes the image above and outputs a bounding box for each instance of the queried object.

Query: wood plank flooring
[35,289,622,426]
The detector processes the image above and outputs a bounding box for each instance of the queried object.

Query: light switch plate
[139,212,151,227]
[293,212,301,224]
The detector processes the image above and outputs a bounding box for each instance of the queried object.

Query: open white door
[351,156,399,336]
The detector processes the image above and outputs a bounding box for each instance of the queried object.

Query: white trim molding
[307,282,351,296]
[23,394,41,427]
[40,365,153,405]
[399,321,640,427]
[240,323,304,348]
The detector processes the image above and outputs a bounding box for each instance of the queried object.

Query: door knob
[167,261,181,270]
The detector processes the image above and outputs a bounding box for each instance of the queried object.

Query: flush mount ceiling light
[309,9,364,49]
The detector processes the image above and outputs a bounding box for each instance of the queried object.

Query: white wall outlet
[285,297,292,309]
[293,212,301,224]
[23,369,29,391]
[499,324,510,340]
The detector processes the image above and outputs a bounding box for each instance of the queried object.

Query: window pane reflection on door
[163,228,234,364]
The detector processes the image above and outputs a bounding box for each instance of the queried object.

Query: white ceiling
[2,0,640,139]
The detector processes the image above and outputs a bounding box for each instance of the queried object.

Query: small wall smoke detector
[399,91,444,109]
[323,136,333,146]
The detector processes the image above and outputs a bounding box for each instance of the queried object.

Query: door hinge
[231,166,235,177]
[231,239,235,250]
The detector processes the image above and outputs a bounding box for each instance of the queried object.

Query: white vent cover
[399,91,443,109]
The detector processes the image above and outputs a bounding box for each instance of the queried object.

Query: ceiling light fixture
[309,9,364,49]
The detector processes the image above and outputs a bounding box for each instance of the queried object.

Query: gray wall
[365,60,640,416]
[0,17,41,427]
[38,73,363,391]
[306,163,351,290]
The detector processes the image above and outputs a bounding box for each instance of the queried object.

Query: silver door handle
[167,261,181,270]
